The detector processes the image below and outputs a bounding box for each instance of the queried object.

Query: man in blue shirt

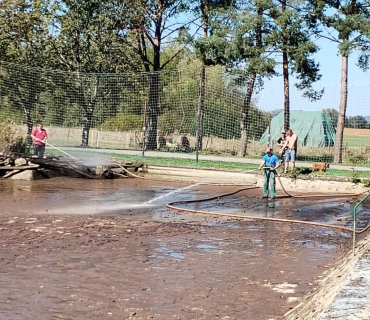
[258,147,281,199]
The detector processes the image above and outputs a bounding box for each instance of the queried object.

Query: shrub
[350,169,361,184]
[0,118,30,157]
[362,179,370,188]
[100,113,143,131]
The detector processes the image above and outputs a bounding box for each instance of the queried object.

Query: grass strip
[46,149,370,183]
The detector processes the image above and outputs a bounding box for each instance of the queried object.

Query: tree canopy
[0,0,369,156]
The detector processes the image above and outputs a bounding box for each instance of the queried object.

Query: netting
[0,60,369,166]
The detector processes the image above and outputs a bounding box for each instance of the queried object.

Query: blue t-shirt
[262,154,279,168]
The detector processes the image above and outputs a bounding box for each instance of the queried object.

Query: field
[343,128,370,147]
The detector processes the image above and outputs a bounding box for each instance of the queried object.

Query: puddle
[292,240,335,250]
[196,244,217,250]
[172,193,370,229]
[170,252,185,260]
[271,283,298,294]
[149,239,187,261]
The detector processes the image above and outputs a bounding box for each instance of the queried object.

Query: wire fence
[1,60,369,166]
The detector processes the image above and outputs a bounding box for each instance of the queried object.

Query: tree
[323,108,339,128]
[269,0,323,131]
[346,115,368,128]
[0,0,51,63]
[231,0,277,157]
[110,0,198,150]
[190,0,235,154]
[47,0,139,146]
[309,0,370,163]
[193,0,277,157]
[193,0,322,156]
[0,0,53,136]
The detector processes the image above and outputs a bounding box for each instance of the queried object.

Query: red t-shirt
[32,128,48,145]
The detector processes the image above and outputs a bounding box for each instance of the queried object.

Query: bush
[350,169,361,184]
[362,179,370,188]
[0,118,30,157]
[100,113,143,131]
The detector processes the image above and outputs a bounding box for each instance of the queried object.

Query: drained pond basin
[0,177,369,320]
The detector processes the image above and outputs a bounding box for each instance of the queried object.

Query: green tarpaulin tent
[259,111,336,147]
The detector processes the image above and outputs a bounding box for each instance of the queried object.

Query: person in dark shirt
[277,131,287,158]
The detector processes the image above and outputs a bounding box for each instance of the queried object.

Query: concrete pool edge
[145,166,369,195]
[284,234,370,320]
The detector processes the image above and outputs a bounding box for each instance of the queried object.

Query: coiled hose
[166,170,370,234]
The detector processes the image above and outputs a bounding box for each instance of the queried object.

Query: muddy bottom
[0,178,362,320]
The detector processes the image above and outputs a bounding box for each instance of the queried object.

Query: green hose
[352,192,370,254]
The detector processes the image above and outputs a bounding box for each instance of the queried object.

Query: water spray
[46,142,76,159]
[32,136,76,159]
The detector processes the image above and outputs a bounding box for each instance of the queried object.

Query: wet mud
[0,178,367,320]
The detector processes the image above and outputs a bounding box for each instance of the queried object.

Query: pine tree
[308,0,370,163]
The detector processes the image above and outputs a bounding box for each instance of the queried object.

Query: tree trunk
[282,0,290,131]
[81,108,93,147]
[24,105,33,144]
[78,75,99,147]
[283,51,290,131]
[238,73,256,157]
[237,7,262,157]
[333,54,348,164]
[146,72,160,150]
[145,5,162,150]
[195,0,209,156]
[196,65,206,152]
[201,0,209,38]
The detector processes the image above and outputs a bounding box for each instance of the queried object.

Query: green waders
[263,169,276,198]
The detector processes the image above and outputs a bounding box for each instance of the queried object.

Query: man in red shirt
[30,123,48,158]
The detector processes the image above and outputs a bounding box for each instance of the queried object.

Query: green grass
[112,154,370,181]
[112,154,260,171]
[322,169,370,180]
[45,149,370,182]
[343,136,370,147]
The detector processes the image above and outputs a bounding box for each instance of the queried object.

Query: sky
[176,10,370,118]
[255,38,370,117]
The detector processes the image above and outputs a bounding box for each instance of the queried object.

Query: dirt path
[0,178,356,320]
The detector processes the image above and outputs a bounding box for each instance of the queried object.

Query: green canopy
[259,111,336,147]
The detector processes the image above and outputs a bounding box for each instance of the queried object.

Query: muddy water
[0,178,361,320]
[175,193,370,230]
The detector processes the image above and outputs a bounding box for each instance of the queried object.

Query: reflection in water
[172,193,370,230]
[262,200,276,218]
[148,239,186,261]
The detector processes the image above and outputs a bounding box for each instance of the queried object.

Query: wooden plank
[0,165,39,171]
[3,169,20,178]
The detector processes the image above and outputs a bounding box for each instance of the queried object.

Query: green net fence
[1,61,369,166]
